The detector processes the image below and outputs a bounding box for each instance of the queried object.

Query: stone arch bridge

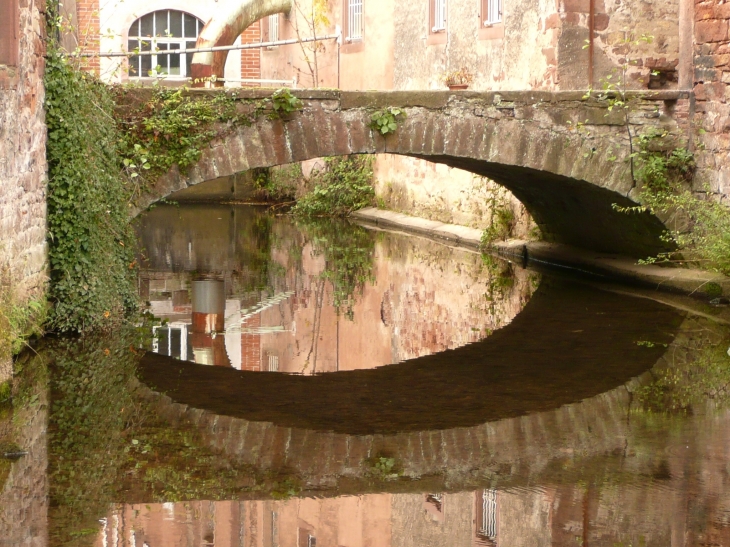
[133,88,691,257]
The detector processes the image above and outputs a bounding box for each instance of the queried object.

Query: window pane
[141,49,152,75]
[183,14,198,38]
[169,11,183,37]
[156,42,169,73]
[155,11,169,35]
[128,39,139,76]
[140,13,153,36]
[168,43,181,75]
[129,20,139,37]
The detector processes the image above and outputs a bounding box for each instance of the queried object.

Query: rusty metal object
[191,0,292,87]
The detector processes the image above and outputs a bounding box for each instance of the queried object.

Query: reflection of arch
[140,279,682,434]
[127,10,204,78]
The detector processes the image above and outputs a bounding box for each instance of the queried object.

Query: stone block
[696,20,729,43]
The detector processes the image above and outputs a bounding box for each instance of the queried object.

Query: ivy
[44,47,139,333]
[114,87,302,199]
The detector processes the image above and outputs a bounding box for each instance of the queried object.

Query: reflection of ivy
[636,320,730,413]
[48,329,142,546]
[296,219,376,320]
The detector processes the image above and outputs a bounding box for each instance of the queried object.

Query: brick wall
[693,0,730,202]
[241,315,262,371]
[75,0,100,74]
[240,22,261,86]
[0,0,48,382]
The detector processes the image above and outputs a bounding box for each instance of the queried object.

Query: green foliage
[636,324,730,412]
[292,156,375,217]
[617,131,730,276]
[296,218,376,320]
[115,87,247,181]
[0,269,48,361]
[44,48,139,333]
[270,88,304,117]
[252,164,301,202]
[366,455,400,480]
[369,107,407,135]
[48,329,143,546]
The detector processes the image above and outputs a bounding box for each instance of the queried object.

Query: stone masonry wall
[0,0,48,382]
[693,0,730,203]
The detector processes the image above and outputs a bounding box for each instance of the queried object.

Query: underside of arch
[411,155,675,259]
[191,0,292,85]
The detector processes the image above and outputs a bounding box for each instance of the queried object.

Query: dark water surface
[3,204,730,547]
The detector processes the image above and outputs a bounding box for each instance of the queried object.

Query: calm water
[3,204,730,547]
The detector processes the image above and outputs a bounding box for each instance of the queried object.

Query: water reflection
[29,203,730,546]
[137,205,534,372]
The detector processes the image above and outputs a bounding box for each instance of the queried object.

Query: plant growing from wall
[369,107,407,135]
[613,130,730,276]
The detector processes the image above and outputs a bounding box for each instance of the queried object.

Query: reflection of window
[475,489,498,546]
[344,0,363,42]
[482,0,502,26]
[430,0,446,32]
[127,10,203,78]
[0,0,19,66]
[298,530,316,547]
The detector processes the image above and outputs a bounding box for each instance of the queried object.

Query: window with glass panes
[127,10,203,78]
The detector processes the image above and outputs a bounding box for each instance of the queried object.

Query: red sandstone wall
[0,0,48,381]
[693,0,730,202]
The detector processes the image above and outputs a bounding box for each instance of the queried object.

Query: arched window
[127,10,203,78]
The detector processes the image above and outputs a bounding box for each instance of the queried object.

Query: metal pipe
[71,34,339,58]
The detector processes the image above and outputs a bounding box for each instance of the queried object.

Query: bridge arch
[139,90,688,257]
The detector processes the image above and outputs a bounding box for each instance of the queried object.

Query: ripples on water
[2,204,730,546]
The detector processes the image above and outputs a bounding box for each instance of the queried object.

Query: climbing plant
[45,44,139,332]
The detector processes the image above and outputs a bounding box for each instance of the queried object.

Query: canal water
[3,204,730,546]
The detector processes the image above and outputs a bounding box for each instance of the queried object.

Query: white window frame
[432,0,446,32]
[484,0,502,26]
[346,0,363,41]
[127,10,203,79]
[268,14,279,43]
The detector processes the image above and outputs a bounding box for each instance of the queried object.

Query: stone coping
[131,87,689,109]
[351,207,730,299]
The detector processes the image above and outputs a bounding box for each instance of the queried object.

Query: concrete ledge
[351,207,730,298]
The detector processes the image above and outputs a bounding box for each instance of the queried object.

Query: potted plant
[441,67,474,90]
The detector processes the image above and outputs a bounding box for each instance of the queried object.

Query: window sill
[479,23,504,40]
[341,39,364,54]
[426,31,447,46]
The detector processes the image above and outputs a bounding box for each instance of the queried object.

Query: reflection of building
[140,212,532,374]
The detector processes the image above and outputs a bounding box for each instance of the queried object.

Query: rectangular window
[482,0,502,25]
[0,0,19,66]
[430,0,446,32]
[268,354,279,372]
[269,15,279,42]
[346,0,363,41]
